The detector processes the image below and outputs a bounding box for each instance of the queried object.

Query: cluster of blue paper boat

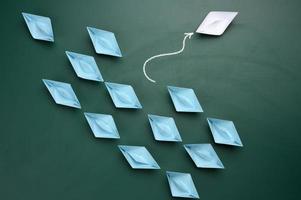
[23,12,243,199]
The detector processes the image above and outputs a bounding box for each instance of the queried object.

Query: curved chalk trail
[143,32,194,83]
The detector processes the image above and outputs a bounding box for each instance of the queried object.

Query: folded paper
[84,113,120,139]
[166,171,199,199]
[105,82,142,109]
[184,144,224,169]
[22,12,54,42]
[66,51,103,82]
[168,86,203,112]
[207,118,243,147]
[42,79,81,109]
[118,145,160,169]
[148,114,182,142]
[87,27,122,57]
[196,11,238,36]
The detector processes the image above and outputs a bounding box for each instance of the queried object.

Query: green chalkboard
[0,0,300,199]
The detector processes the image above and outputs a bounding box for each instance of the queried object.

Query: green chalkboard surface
[1,0,300,199]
